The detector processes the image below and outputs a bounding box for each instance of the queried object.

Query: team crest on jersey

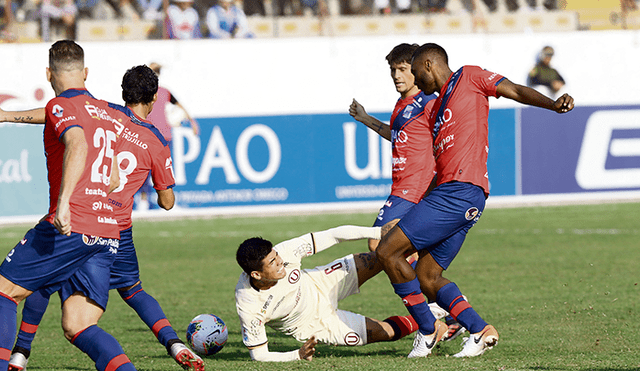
[465,207,479,221]
[52,104,64,118]
[402,105,414,119]
[344,332,360,346]
[288,269,300,284]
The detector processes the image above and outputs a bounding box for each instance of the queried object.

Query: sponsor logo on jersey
[402,105,414,119]
[122,128,148,149]
[465,207,479,221]
[288,269,300,284]
[97,216,118,225]
[52,104,64,118]
[85,187,107,197]
[344,332,360,346]
[82,235,119,248]
[261,295,273,314]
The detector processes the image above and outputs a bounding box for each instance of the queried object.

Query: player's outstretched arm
[349,99,391,141]
[0,107,46,124]
[248,337,316,362]
[496,78,574,113]
[312,225,382,255]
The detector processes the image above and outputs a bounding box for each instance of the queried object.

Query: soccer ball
[186,314,228,356]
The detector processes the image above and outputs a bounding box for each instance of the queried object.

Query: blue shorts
[372,195,417,227]
[57,245,116,310]
[42,227,139,310]
[397,182,485,270]
[0,220,119,293]
[108,227,140,290]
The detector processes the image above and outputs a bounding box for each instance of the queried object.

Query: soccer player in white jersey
[234,223,450,362]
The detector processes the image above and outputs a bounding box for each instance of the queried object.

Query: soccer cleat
[441,316,466,342]
[170,342,205,371]
[8,351,29,371]
[453,324,499,358]
[407,320,448,358]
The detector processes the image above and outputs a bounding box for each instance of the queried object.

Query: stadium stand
[0,0,637,41]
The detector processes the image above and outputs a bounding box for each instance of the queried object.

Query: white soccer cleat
[453,324,499,358]
[8,352,28,371]
[407,320,448,358]
[427,302,449,320]
[170,342,205,371]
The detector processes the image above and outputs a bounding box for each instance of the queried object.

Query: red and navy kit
[107,104,175,231]
[389,91,437,203]
[429,65,505,197]
[43,89,122,239]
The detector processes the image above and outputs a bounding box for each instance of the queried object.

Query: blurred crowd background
[0,0,639,42]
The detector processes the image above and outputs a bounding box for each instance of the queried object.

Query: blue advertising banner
[170,111,517,208]
[520,105,640,195]
[0,124,48,218]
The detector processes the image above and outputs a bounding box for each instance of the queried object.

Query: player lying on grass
[0,65,204,371]
[234,222,451,362]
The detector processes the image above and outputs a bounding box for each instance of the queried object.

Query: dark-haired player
[375,42,574,359]
[349,43,464,342]
[0,40,135,371]
[1,64,204,371]
[235,222,451,362]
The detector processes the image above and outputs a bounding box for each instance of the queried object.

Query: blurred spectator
[40,0,77,40]
[137,0,163,19]
[477,0,556,12]
[300,0,328,16]
[243,0,265,16]
[206,0,253,38]
[527,45,565,97]
[147,62,199,142]
[166,0,202,39]
[374,0,411,14]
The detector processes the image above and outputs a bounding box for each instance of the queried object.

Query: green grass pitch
[0,202,638,370]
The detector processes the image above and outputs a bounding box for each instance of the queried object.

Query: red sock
[383,315,418,341]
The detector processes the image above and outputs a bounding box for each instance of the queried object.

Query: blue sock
[392,277,436,335]
[15,290,50,351]
[436,282,488,334]
[71,325,136,371]
[119,282,179,348]
[0,293,18,368]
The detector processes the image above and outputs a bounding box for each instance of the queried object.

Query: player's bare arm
[0,107,45,124]
[496,78,574,113]
[156,188,175,210]
[349,99,391,141]
[55,126,88,236]
[108,155,119,194]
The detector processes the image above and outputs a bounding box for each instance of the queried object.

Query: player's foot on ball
[453,324,499,358]
[407,320,448,358]
[170,342,205,371]
[8,350,29,371]
[441,316,466,342]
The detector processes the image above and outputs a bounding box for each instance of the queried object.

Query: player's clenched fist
[349,99,367,121]
[553,93,574,113]
[299,336,317,361]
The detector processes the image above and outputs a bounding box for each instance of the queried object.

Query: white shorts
[295,254,368,346]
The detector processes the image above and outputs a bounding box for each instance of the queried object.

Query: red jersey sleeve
[468,66,504,99]
[151,143,176,191]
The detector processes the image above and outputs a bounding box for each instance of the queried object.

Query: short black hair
[121,65,158,105]
[386,43,419,66]
[413,43,449,65]
[236,237,273,275]
[49,40,84,72]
